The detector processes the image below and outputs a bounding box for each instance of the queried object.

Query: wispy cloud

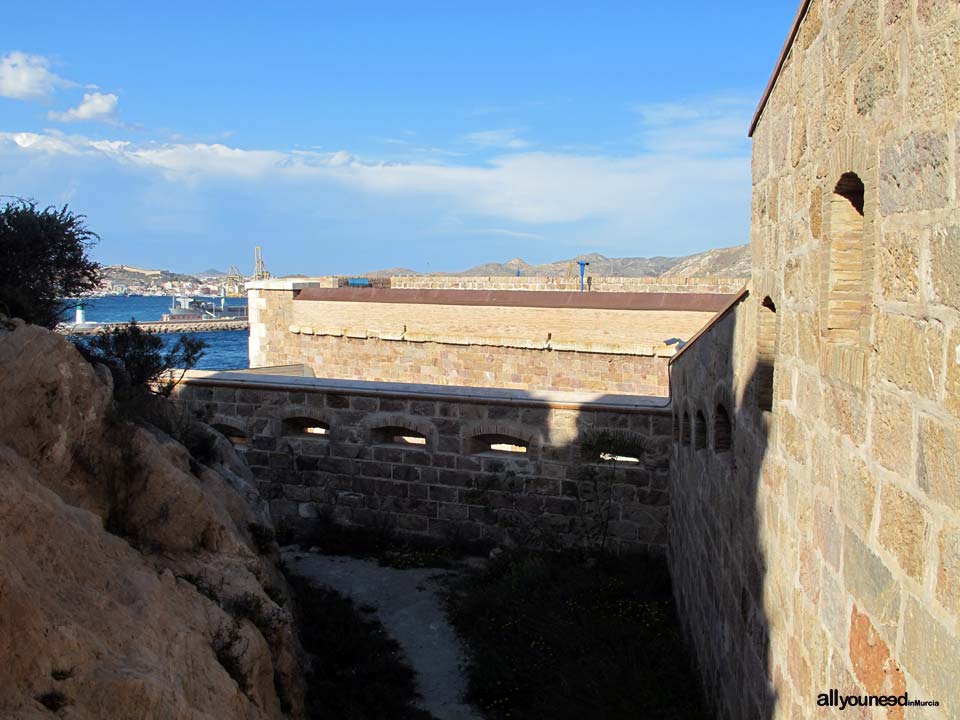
[631,94,753,156]
[0,51,72,100]
[462,128,530,150]
[480,228,545,240]
[48,91,119,122]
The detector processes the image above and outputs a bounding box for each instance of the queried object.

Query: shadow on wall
[175,375,675,556]
[669,293,776,719]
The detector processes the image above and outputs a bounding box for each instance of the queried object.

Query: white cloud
[0,51,71,100]
[463,129,530,150]
[632,95,753,156]
[0,129,749,228]
[48,91,119,122]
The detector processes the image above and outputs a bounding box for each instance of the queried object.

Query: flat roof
[294,287,737,312]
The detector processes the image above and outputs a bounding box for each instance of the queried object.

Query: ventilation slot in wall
[212,424,248,447]
[757,297,778,413]
[694,411,707,450]
[714,404,732,452]
[283,417,330,437]
[681,413,691,446]
[372,426,428,446]
[470,434,528,455]
[826,172,866,343]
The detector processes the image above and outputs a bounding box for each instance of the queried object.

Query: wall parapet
[176,370,672,554]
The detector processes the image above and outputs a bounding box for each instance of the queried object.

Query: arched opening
[695,411,707,450]
[757,296,778,413]
[470,433,528,455]
[212,423,248,447]
[371,426,428,446]
[826,172,866,342]
[681,412,691,447]
[282,417,330,438]
[714,404,732,452]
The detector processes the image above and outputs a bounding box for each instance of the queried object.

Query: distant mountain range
[105,244,750,286]
[366,244,750,279]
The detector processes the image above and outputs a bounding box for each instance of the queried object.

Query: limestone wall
[176,373,672,554]
[670,1,960,718]
[247,283,729,395]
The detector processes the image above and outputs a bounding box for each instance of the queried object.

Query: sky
[0,2,798,276]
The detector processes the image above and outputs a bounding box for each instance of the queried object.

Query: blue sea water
[70,295,249,370]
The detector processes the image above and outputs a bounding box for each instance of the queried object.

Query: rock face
[0,318,305,719]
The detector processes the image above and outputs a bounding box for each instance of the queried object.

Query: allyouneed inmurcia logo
[817,689,940,710]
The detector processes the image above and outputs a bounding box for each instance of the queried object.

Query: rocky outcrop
[0,318,305,719]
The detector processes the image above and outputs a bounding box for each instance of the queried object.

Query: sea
[70,295,250,370]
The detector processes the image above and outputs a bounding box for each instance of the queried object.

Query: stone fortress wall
[176,371,672,554]
[247,276,740,396]
[668,1,960,718]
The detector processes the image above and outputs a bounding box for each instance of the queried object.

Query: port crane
[254,246,270,280]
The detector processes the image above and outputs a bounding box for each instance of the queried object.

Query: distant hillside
[365,244,749,279]
[660,245,751,278]
[102,265,198,285]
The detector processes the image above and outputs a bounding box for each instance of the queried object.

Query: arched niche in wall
[212,421,249,447]
[282,417,331,438]
[714,404,732,452]
[469,433,528,455]
[694,411,708,450]
[756,296,778,413]
[371,425,429,447]
[824,172,867,343]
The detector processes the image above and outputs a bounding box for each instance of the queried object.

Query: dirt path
[283,551,482,720]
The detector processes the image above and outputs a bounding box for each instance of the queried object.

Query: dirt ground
[283,551,483,720]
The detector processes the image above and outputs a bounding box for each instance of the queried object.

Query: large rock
[0,318,305,719]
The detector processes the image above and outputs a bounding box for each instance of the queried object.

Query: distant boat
[161,295,248,322]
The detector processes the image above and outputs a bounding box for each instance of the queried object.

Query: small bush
[224,592,280,635]
[78,320,206,399]
[287,575,435,720]
[179,573,223,603]
[211,622,249,694]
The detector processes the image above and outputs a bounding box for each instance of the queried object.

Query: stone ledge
[178,369,672,412]
[286,325,673,357]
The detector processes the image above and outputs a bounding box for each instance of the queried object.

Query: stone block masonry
[667,0,960,718]
[176,371,673,554]
[247,278,739,396]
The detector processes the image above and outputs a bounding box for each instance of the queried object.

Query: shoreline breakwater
[58,319,248,335]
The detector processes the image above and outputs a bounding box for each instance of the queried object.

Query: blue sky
[0,2,797,275]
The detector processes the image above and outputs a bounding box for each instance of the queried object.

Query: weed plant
[286,574,436,719]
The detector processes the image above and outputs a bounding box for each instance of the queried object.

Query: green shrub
[287,575,435,719]
[0,198,101,328]
[78,320,206,398]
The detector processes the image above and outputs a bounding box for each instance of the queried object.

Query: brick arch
[820,134,878,349]
[360,412,438,446]
[209,414,248,435]
[274,406,337,439]
[464,420,542,449]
